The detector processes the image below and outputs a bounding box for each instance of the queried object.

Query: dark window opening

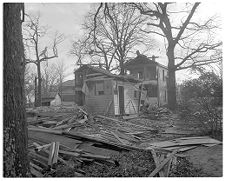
[162,70,165,81]
[95,81,104,96]
[134,90,138,98]
[138,72,143,79]
[145,84,157,97]
[164,90,167,102]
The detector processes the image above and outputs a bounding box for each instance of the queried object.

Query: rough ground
[128,113,223,177]
[185,145,223,177]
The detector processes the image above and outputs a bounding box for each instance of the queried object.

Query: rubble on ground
[27,105,222,177]
[141,105,172,120]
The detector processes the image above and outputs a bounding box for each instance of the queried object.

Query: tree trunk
[167,46,177,110]
[119,60,125,75]
[3,3,30,177]
[36,62,42,106]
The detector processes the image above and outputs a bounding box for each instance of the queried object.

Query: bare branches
[72,3,152,74]
[174,3,200,44]
[23,14,64,65]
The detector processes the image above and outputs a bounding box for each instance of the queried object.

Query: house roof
[62,79,75,86]
[42,92,58,100]
[74,64,140,83]
[125,53,167,69]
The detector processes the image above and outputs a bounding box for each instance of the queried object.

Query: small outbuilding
[74,65,145,115]
[41,92,61,106]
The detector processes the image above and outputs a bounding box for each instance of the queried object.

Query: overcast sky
[24,1,223,82]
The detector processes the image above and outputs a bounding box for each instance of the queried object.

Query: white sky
[24,1,223,82]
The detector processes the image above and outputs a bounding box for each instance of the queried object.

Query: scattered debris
[27,105,222,177]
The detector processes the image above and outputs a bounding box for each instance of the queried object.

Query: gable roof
[42,92,59,99]
[125,54,167,69]
[62,79,75,86]
[74,64,140,83]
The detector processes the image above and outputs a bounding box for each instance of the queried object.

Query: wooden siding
[85,80,114,115]
[157,66,168,106]
[113,81,139,115]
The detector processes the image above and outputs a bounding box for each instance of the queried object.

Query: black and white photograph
[3,0,223,178]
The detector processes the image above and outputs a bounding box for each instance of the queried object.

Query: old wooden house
[74,65,143,115]
[41,92,61,106]
[60,79,75,105]
[124,51,168,107]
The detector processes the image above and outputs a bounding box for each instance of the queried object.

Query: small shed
[74,65,145,115]
[41,92,61,106]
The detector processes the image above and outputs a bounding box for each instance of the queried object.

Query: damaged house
[74,52,168,115]
[124,51,168,107]
[74,65,144,115]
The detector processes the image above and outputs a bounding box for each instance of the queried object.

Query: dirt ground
[129,113,223,177]
[185,145,223,177]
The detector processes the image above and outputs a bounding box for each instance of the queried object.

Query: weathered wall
[113,81,139,115]
[85,80,114,115]
[50,94,62,106]
[157,66,168,106]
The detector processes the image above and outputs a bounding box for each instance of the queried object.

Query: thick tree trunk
[4,3,30,177]
[36,62,42,107]
[119,60,125,75]
[167,47,177,110]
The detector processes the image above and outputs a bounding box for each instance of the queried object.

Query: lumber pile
[29,140,118,177]
[147,136,222,152]
[146,136,221,177]
[142,106,172,119]
[27,105,88,131]
[27,106,222,177]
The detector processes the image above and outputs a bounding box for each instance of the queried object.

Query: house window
[95,81,104,95]
[164,90,167,102]
[162,70,165,81]
[76,73,83,85]
[145,84,157,97]
[138,72,143,79]
[134,90,138,98]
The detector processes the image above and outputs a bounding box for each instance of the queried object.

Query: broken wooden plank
[150,149,164,177]
[29,151,49,163]
[148,137,221,148]
[81,152,111,160]
[52,142,60,164]
[30,162,43,172]
[59,150,80,157]
[110,131,129,145]
[96,115,156,131]
[149,150,177,177]
[28,127,63,135]
[33,142,51,152]
[165,156,173,177]
[48,142,55,166]
[122,114,138,120]
[30,167,43,177]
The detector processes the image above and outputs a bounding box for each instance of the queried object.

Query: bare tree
[71,3,154,74]
[4,3,30,176]
[23,13,64,107]
[41,60,68,97]
[24,65,36,106]
[130,2,222,110]
[55,60,68,97]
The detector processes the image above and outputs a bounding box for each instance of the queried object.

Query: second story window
[138,72,143,79]
[95,81,104,95]
[162,70,165,81]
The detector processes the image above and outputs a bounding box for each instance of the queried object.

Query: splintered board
[147,137,221,149]
[28,130,82,149]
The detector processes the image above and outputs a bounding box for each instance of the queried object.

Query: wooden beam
[149,150,177,177]
[150,149,165,177]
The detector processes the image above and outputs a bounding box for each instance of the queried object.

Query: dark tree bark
[3,3,30,177]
